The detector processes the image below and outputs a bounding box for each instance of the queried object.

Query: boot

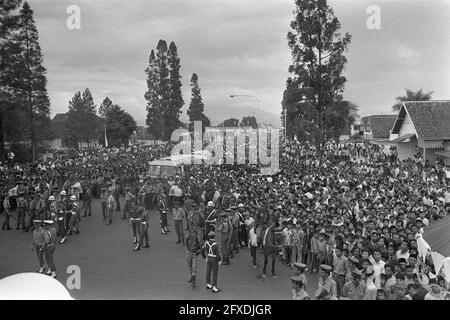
[188,275,193,283]
[191,276,196,288]
[212,286,221,293]
[133,237,137,244]
[133,243,140,251]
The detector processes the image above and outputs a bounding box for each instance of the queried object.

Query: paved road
[0,199,318,299]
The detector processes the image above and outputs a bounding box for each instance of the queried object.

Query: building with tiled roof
[391,101,450,164]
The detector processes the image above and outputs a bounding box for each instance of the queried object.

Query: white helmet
[48,196,55,201]
[207,201,214,207]
[238,203,245,208]
[70,195,76,201]
[60,190,66,196]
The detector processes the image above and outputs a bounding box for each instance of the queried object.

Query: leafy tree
[166,41,184,136]
[187,73,210,132]
[391,89,433,112]
[0,0,23,160]
[144,49,163,139]
[282,0,351,147]
[240,116,258,129]
[99,102,136,147]
[11,1,51,160]
[220,118,240,128]
[99,96,113,119]
[64,88,99,149]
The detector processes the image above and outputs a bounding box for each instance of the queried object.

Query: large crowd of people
[1,139,450,300]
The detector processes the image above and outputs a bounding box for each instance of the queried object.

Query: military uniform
[186,231,201,288]
[291,275,310,300]
[158,194,169,234]
[16,194,27,230]
[217,211,232,265]
[106,191,114,225]
[204,202,217,240]
[56,199,67,243]
[201,231,221,293]
[129,201,142,249]
[316,264,338,299]
[67,196,81,235]
[123,186,135,219]
[139,205,150,249]
[33,220,57,278]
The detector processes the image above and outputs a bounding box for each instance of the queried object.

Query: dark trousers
[160,210,167,229]
[174,220,184,243]
[206,258,219,287]
[16,208,25,228]
[250,245,257,266]
[131,220,141,240]
[231,228,239,252]
[36,245,56,271]
[123,200,130,218]
[263,251,276,276]
[221,233,230,261]
[114,195,120,211]
[57,219,66,237]
[140,223,149,246]
[238,226,247,246]
[334,274,346,298]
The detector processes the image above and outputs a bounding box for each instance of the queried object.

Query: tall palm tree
[392,89,433,112]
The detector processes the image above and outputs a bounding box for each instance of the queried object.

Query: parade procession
[1,0,450,303]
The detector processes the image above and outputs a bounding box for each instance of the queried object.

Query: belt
[46,243,55,247]
[57,217,64,221]
[130,218,140,221]
[207,254,216,258]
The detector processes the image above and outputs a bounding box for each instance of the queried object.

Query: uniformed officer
[122,186,135,219]
[291,275,310,300]
[341,269,366,300]
[55,195,67,244]
[237,203,247,247]
[139,200,150,249]
[217,210,232,265]
[43,220,57,278]
[158,192,169,234]
[201,231,221,293]
[204,201,217,239]
[293,262,308,288]
[186,198,204,241]
[186,230,202,288]
[67,195,80,235]
[129,200,141,250]
[316,264,337,299]
[32,220,46,273]
[230,204,240,254]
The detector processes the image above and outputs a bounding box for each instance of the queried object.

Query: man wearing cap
[293,262,308,288]
[55,194,67,244]
[236,203,247,248]
[32,220,46,273]
[201,231,221,293]
[317,264,337,299]
[204,201,217,240]
[341,269,366,300]
[43,220,57,278]
[230,204,240,254]
[67,195,80,235]
[129,200,142,249]
[291,275,309,300]
[138,199,150,250]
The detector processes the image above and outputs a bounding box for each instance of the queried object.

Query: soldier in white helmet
[67,195,80,235]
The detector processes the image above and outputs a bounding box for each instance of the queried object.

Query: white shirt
[370,257,386,289]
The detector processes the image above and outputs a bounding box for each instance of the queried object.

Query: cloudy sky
[28,0,450,124]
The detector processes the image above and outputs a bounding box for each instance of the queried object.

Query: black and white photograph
[0,0,450,303]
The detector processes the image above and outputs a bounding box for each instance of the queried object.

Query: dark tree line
[145,40,210,139]
[0,1,50,161]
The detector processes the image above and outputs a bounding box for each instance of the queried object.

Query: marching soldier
[129,200,142,250]
[237,203,247,247]
[230,204,240,253]
[158,192,169,234]
[122,186,135,220]
[201,231,221,293]
[139,200,150,249]
[31,220,57,278]
[186,198,205,241]
[35,193,46,220]
[67,195,81,235]
[217,210,232,265]
[186,230,202,288]
[32,220,46,273]
[204,201,217,240]
[56,195,67,244]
